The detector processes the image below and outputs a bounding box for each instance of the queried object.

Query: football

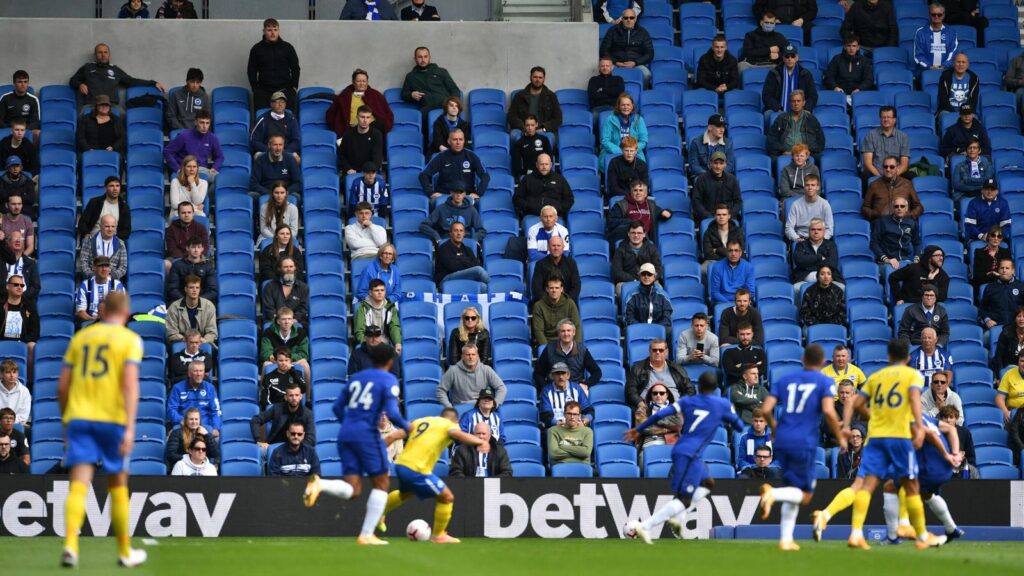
[407,519,431,542]
[622,522,638,540]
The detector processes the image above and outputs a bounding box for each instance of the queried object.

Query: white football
[407,519,431,542]
[622,522,638,540]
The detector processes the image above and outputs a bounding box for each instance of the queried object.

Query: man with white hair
[526,205,571,262]
[448,421,512,478]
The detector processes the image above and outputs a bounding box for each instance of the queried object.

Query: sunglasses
[7,283,24,288]
[289,432,304,437]
[893,204,908,208]
[883,165,897,169]
[565,412,581,417]
[651,348,667,353]
[622,16,636,20]
[930,12,944,17]
[464,316,478,321]
[932,380,948,385]
[192,446,207,452]
[651,390,668,396]
[784,54,798,59]
[640,271,655,276]
[992,233,1004,238]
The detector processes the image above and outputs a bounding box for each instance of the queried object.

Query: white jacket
[344,221,387,259]
[0,382,31,424]
[171,454,218,476]
[169,178,209,219]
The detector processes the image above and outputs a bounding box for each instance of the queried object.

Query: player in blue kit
[303,344,410,545]
[758,344,844,551]
[624,372,745,544]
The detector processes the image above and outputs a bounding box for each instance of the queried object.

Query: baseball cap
[959,103,973,115]
[5,156,21,168]
[639,263,657,276]
[707,114,725,127]
[710,151,728,162]
[478,387,496,400]
[982,178,998,189]
[783,45,798,56]
[271,91,287,102]
[93,256,112,267]
[549,362,570,375]
[362,161,378,173]
[94,94,111,106]
[364,325,383,337]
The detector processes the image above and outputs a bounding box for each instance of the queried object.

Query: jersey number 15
[80,344,110,378]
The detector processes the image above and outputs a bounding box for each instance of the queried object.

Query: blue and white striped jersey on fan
[909,346,953,387]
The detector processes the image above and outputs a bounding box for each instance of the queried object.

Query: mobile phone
[696,343,705,352]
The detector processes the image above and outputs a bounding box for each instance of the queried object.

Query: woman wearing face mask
[259,224,305,285]
[260,256,309,324]
[633,383,680,450]
[739,11,788,72]
[258,182,300,244]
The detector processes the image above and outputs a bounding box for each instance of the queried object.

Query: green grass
[8,537,1024,576]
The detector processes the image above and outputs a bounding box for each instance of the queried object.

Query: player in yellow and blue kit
[377,407,490,543]
[57,292,147,568]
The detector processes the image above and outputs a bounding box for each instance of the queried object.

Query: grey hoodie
[437,361,507,407]
[171,453,217,476]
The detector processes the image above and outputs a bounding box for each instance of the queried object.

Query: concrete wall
[0,19,596,93]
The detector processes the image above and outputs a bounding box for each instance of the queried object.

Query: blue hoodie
[354,258,402,301]
[708,258,756,304]
[250,109,301,155]
[167,380,222,431]
[418,196,486,242]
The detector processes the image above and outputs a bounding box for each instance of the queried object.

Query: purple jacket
[164,128,224,172]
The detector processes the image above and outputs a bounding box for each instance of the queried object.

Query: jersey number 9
[80,344,110,378]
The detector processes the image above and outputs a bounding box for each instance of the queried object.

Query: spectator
[688,114,735,182]
[702,204,744,275]
[74,256,125,325]
[355,243,401,302]
[824,35,874,96]
[708,240,755,304]
[433,221,489,287]
[626,338,693,408]
[526,205,570,262]
[1005,51,1024,114]
[937,53,978,115]
[429,96,471,156]
[258,224,304,285]
[0,71,40,138]
[167,234,219,304]
[0,359,29,425]
[792,217,841,290]
[171,437,217,476]
[74,214,125,278]
[914,4,958,73]
[766,90,824,157]
[247,19,300,111]
[599,7,654,84]
[534,319,602,390]
[612,221,663,293]
[825,380,867,446]
[753,0,817,33]
[69,43,164,106]
[0,408,27,466]
[822,346,867,390]
[353,279,401,350]
[2,230,38,302]
[677,312,720,368]
[739,11,787,72]
[260,347,307,410]
[861,156,923,220]
[164,407,220,469]
[509,66,562,138]
[437,344,506,408]
[952,140,994,202]
[778,144,820,199]
[739,445,783,479]
[267,422,320,477]
[348,163,390,219]
[594,0,642,23]
[607,180,670,242]
[165,201,209,273]
[799,265,847,326]
[118,0,150,18]
[0,431,28,474]
[338,106,383,174]
[251,91,300,159]
[170,156,208,220]
[164,110,224,178]
[344,202,387,260]
[911,328,956,390]
[261,257,309,325]
[401,46,460,113]
[939,0,988,46]
[340,0,398,20]
[156,0,197,18]
[731,364,769,425]
[325,68,393,139]
[0,119,40,188]
[692,152,742,223]
[258,183,299,245]
[531,235,579,303]
[870,197,921,271]
[512,115,553,180]
[2,195,35,254]
[401,0,440,20]
[997,350,1024,456]
[940,405,978,478]
[604,137,651,202]
[939,103,991,158]
[0,158,34,219]
[785,174,833,242]
[165,68,208,131]
[861,108,910,178]
[167,330,212,384]
[633,383,682,449]
[250,135,303,197]
[167,361,222,438]
[259,306,310,375]
[840,0,898,50]
[76,95,124,153]
[721,322,767,387]
[458,388,502,440]
[973,225,1011,288]
[253,380,315,449]
[448,306,491,367]
[419,129,488,199]
[449,422,511,478]
[979,259,1024,329]
[836,424,865,479]
[898,284,950,346]
[762,45,818,113]
[166,275,217,344]
[348,326,400,377]
[719,288,765,346]
[514,153,574,218]
[531,276,581,346]
[599,94,647,170]
[697,35,740,95]
[547,400,594,465]
[624,263,673,331]
[737,410,772,469]
[889,245,949,304]
[587,57,625,114]
[540,363,593,428]
[0,274,37,352]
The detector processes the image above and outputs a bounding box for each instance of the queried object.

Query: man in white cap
[624,263,673,331]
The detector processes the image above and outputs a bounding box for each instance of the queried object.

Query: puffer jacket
[799,282,847,326]
[599,23,654,66]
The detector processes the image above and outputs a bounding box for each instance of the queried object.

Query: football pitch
[9,537,1024,576]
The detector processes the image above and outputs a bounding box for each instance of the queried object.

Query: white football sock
[318,479,354,499]
[883,493,900,540]
[692,486,711,504]
[641,498,686,533]
[926,495,957,532]
[361,489,388,537]
[780,501,799,543]
[772,486,804,504]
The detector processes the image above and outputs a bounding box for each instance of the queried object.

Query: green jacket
[401,63,460,111]
[547,424,593,464]
[353,298,402,345]
[531,295,581,345]
[259,323,310,363]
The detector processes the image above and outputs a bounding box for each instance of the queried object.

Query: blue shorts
[918,473,948,496]
[65,420,127,474]
[395,464,448,500]
[773,444,818,493]
[670,454,707,498]
[337,437,389,477]
[859,438,917,480]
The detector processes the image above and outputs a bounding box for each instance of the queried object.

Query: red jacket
[325,85,394,138]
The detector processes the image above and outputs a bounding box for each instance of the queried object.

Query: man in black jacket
[247,19,300,112]
[824,35,874,96]
[338,106,384,174]
[612,221,663,291]
[588,58,625,114]
[401,0,440,20]
[434,221,489,286]
[168,237,218,302]
[692,151,742,221]
[937,54,979,115]
[514,154,573,218]
[626,339,692,408]
[739,12,788,71]
[251,381,316,449]
[840,0,898,50]
[531,235,580,303]
[77,176,130,242]
[889,245,949,305]
[534,320,602,388]
[511,116,553,180]
[259,347,308,410]
[68,43,165,106]
[599,7,654,85]
[508,67,562,134]
[697,36,740,95]
[721,322,767,387]
[762,45,818,112]
[606,136,648,199]
[449,422,512,478]
[753,0,817,32]
[792,217,842,287]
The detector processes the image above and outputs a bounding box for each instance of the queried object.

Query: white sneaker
[61,549,78,568]
[118,548,147,568]
[666,516,684,539]
[628,521,653,545]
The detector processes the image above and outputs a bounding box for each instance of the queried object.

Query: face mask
[281,274,295,286]
[761,22,776,33]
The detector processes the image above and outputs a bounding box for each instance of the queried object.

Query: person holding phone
[676,312,720,367]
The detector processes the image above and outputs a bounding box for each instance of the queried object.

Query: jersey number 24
[347,381,375,410]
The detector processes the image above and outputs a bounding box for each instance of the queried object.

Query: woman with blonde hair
[170,155,208,218]
[447,306,492,366]
[165,407,220,469]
